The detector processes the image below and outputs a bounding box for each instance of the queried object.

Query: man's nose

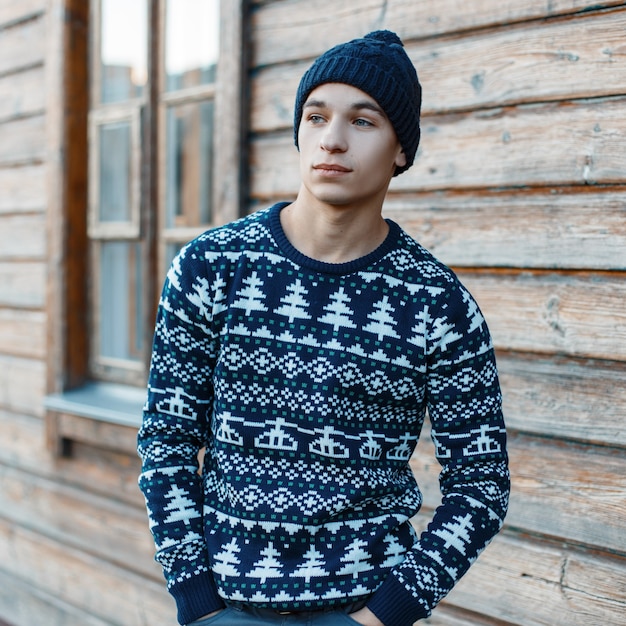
[320,120,348,152]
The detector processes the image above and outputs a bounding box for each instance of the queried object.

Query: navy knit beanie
[294,30,422,176]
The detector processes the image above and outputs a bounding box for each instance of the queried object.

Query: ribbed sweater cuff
[170,571,225,625]
[366,575,429,626]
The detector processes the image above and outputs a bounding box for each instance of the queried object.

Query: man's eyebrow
[302,98,326,109]
[350,101,386,116]
[302,98,386,117]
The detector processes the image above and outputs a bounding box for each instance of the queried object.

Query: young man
[138,30,510,626]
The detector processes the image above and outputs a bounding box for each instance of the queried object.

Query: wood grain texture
[0,213,46,260]
[412,426,625,555]
[383,189,626,270]
[0,12,45,74]
[411,513,626,625]
[0,410,142,506]
[0,568,111,626]
[0,64,45,121]
[251,9,626,129]
[0,309,45,359]
[0,355,45,416]
[0,518,177,625]
[412,9,626,113]
[433,529,626,625]
[0,0,45,28]
[0,463,161,581]
[458,270,626,361]
[252,0,626,66]
[0,114,45,166]
[0,163,46,213]
[387,0,626,40]
[498,352,626,448]
[0,260,45,308]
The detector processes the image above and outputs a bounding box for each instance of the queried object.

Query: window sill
[44,381,145,456]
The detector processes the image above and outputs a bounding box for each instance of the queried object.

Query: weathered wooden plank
[0,519,178,625]
[0,355,45,416]
[0,568,111,626]
[562,551,626,622]
[249,134,299,200]
[388,0,626,42]
[0,12,45,75]
[421,605,505,626]
[250,97,626,197]
[458,271,626,361]
[0,260,45,307]
[0,410,142,506]
[413,10,626,113]
[383,189,626,270]
[0,163,46,213]
[0,114,45,165]
[506,433,625,555]
[411,429,625,555]
[414,509,626,625]
[0,0,46,28]
[0,410,46,467]
[498,352,626,448]
[252,0,385,67]
[252,10,626,129]
[424,527,626,626]
[56,411,140,455]
[0,213,46,259]
[252,0,626,66]
[0,463,161,581]
[0,64,45,121]
[400,97,626,191]
[0,308,45,358]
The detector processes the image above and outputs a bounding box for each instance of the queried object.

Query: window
[45,0,247,453]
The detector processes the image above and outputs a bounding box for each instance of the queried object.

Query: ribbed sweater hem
[366,575,429,626]
[171,571,225,625]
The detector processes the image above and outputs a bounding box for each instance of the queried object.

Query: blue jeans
[187,604,363,625]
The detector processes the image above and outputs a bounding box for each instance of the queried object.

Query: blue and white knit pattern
[138,203,510,626]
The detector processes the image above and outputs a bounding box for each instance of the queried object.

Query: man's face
[297,83,406,209]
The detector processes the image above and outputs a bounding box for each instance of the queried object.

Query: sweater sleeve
[137,244,225,625]
[366,281,510,626]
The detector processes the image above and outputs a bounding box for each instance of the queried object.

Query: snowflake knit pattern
[138,203,510,626]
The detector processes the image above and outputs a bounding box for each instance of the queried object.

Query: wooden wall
[249,1,626,625]
[0,1,177,623]
[0,0,624,624]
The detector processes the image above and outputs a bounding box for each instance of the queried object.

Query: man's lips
[313,163,352,173]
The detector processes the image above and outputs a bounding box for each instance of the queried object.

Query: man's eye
[354,118,373,127]
[309,114,325,123]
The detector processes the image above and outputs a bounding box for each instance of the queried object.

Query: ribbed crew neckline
[268,202,401,276]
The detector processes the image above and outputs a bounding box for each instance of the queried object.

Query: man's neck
[280,194,389,264]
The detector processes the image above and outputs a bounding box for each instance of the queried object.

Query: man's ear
[395,148,407,169]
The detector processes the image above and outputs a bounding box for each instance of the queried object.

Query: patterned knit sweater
[138,202,510,626]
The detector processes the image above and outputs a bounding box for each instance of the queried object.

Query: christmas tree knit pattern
[138,203,510,626]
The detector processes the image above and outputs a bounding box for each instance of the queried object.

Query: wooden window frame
[45,0,248,456]
[88,105,143,240]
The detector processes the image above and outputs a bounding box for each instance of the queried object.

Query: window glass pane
[165,242,185,271]
[165,0,219,91]
[165,100,214,227]
[98,121,132,222]
[100,0,148,103]
[99,241,144,361]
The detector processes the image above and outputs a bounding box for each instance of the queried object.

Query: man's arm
[365,283,510,625]
[137,243,225,624]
